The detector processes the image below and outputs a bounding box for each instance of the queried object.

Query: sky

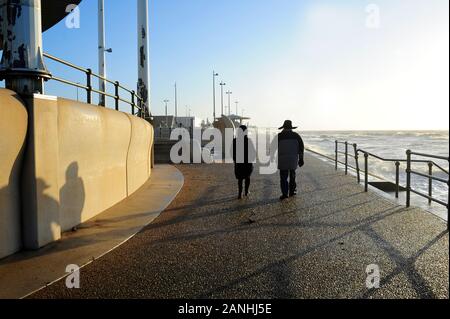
[1,0,449,130]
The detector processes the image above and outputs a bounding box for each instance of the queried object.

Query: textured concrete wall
[2,91,153,253]
[0,89,28,258]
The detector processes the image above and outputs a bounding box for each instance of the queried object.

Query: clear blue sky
[1,0,449,130]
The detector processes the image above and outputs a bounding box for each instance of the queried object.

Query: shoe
[289,191,297,197]
[280,195,289,201]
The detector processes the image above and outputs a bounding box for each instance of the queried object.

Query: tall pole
[98,0,106,106]
[0,0,51,95]
[235,101,239,115]
[137,0,150,117]
[174,82,178,119]
[212,71,219,120]
[220,82,226,116]
[164,99,169,127]
[226,91,232,116]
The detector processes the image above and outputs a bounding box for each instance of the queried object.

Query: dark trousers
[280,170,297,196]
[238,178,251,196]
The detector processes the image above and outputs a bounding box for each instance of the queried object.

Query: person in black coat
[232,125,256,199]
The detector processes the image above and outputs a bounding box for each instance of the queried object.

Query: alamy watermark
[65,264,80,289]
[169,127,279,175]
[65,4,81,29]
[366,264,381,289]
[365,4,381,29]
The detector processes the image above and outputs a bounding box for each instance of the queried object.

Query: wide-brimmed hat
[278,120,298,130]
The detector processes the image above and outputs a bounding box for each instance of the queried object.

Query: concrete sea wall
[0,89,154,257]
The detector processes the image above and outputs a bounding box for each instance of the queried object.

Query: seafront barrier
[0,88,154,258]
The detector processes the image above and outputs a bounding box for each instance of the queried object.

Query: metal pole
[220,82,226,116]
[174,82,178,119]
[137,0,150,116]
[226,91,232,116]
[114,81,119,111]
[98,0,106,106]
[395,161,400,199]
[353,144,360,183]
[0,0,51,94]
[235,101,239,116]
[406,150,411,207]
[335,141,338,170]
[212,71,218,120]
[164,99,169,127]
[345,142,349,175]
[86,69,93,104]
[428,162,433,205]
[364,152,369,192]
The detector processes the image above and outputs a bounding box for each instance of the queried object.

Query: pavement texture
[30,154,449,299]
[0,165,183,299]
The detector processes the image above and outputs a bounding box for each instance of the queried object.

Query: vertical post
[428,162,433,205]
[406,150,411,208]
[131,90,136,116]
[220,82,226,116]
[0,0,51,94]
[226,91,232,116]
[114,81,120,111]
[212,71,218,120]
[353,144,360,183]
[395,161,400,199]
[335,140,338,170]
[137,0,150,116]
[235,101,239,116]
[86,69,93,104]
[345,142,348,175]
[364,152,369,192]
[174,82,178,120]
[98,0,106,106]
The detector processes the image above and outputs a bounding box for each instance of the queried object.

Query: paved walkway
[0,165,183,299]
[30,154,448,299]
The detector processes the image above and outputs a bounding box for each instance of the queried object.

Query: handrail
[335,140,449,226]
[43,53,148,118]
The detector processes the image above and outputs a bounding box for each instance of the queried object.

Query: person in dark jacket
[276,120,305,200]
[232,125,256,199]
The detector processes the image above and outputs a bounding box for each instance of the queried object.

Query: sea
[299,130,449,220]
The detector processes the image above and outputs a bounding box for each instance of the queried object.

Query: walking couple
[232,120,305,200]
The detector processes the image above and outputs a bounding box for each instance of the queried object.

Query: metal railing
[43,53,148,118]
[335,141,449,223]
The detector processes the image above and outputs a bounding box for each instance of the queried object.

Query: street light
[164,99,170,127]
[235,101,239,116]
[220,82,226,116]
[212,71,219,120]
[226,91,233,116]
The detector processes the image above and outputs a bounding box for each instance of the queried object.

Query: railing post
[428,162,433,205]
[406,150,411,208]
[345,142,348,175]
[364,152,369,192]
[335,140,338,170]
[114,81,120,111]
[395,161,400,199]
[131,90,136,116]
[86,68,92,104]
[354,144,360,183]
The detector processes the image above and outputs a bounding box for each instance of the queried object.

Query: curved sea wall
[0,89,154,256]
[0,90,28,258]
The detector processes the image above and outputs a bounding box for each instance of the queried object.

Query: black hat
[278,120,298,130]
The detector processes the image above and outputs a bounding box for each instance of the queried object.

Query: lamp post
[226,91,233,116]
[212,71,219,120]
[164,99,169,127]
[235,101,239,116]
[220,82,226,116]
[174,82,178,119]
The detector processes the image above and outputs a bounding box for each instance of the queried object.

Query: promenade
[30,153,449,299]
